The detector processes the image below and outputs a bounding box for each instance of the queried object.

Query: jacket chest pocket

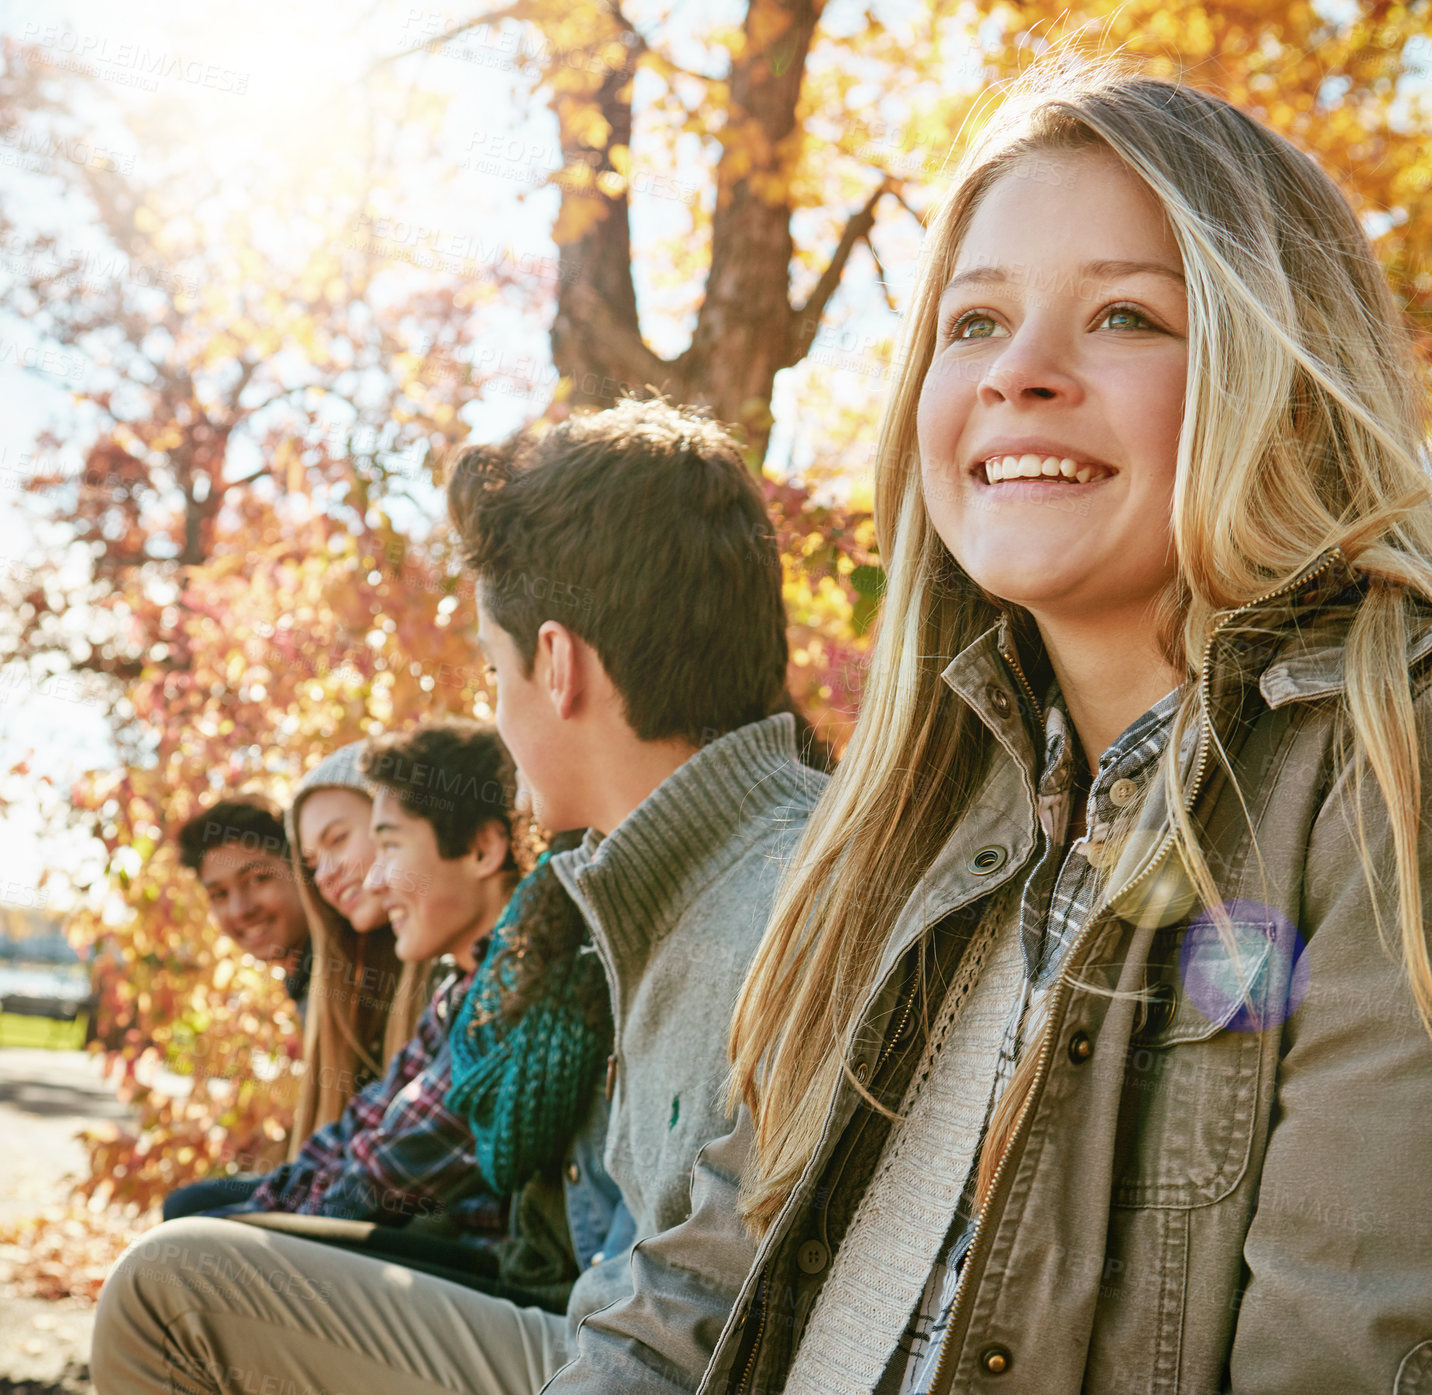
[1111,909,1290,1209]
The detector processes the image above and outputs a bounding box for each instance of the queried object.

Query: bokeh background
[0,0,1429,1381]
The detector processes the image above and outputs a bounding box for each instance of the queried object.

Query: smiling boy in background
[177,793,310,1002]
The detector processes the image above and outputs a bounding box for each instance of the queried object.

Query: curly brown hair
[484,828,612,1035]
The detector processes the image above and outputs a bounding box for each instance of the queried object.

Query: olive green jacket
[543,549,1432,1395]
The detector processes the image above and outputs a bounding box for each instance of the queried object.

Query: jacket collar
[548,712,824,969]
[939,623,1044,786]
[940,548,1432,725]
[1251,552,1432,706]
[1205,548,1361,706]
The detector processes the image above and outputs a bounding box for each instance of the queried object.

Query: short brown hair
[447,398,789,746]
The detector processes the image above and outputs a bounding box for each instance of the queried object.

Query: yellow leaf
[551,193,609,244]
[564,102,613,150]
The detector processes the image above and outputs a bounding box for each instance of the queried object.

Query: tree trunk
[546,0,879,464]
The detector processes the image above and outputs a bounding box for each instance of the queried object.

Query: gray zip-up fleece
[545,711,828,1364]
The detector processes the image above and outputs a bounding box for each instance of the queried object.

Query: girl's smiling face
[297,787,388,932]
[917,148,1189,624]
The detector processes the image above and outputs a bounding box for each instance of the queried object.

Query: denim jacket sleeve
[1229,708,1432,1393]
[563,1085,627,1272]
[542,1111,757,1394]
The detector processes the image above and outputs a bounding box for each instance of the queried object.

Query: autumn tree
[1,0,1430,1297]
[385,0,1432,459]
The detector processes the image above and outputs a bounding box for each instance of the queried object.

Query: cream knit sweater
[784,888,1026,1393]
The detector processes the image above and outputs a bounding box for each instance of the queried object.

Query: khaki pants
[91,1217,570,1395]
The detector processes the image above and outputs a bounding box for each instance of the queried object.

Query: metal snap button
[1108,777,1138,807]
[968,845,1007,876]
[566,1162,581,1184]
[985,684,1012,717]
[797,1239,829,1274]
[980,1344,1013,1375]
[1134,981,1178,1040]
[1067,1030,1093,1064]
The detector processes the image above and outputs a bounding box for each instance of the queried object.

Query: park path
[0,1048,135,1395]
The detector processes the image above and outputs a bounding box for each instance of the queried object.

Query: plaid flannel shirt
[242,962,506,1237]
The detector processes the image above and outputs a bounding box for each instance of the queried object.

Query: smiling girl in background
[287,742,434,1146]
[544,62,1432,1395]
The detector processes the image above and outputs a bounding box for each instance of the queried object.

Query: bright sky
[0,0,559,904]
[0,0,914,909]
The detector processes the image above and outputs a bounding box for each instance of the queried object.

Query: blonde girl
[287,742,432,1147]
[541,61,1432,1395]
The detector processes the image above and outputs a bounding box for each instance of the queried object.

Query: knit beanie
[285,741,373,850]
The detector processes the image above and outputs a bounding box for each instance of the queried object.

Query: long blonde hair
[286,747,431,1153]
[729,60,1432,1234]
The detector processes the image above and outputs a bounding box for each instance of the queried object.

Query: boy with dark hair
[176,794,310,990]
[459,396,790,754]
[161,795,315,1221]
[93,399,829,1395]
[361,721,521,966]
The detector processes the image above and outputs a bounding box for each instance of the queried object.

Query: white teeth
[980,454,1112,483]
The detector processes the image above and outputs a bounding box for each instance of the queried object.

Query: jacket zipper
[998,635,1044,728]
[923,551,1344,1394]
[733,1274,769,1394]
[875,970,920,1076]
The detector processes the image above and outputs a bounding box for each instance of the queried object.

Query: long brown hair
[481,829,610,1032]
[728,59,1432,1235]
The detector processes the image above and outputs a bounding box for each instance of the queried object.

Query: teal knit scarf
[446,852,610,1194]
